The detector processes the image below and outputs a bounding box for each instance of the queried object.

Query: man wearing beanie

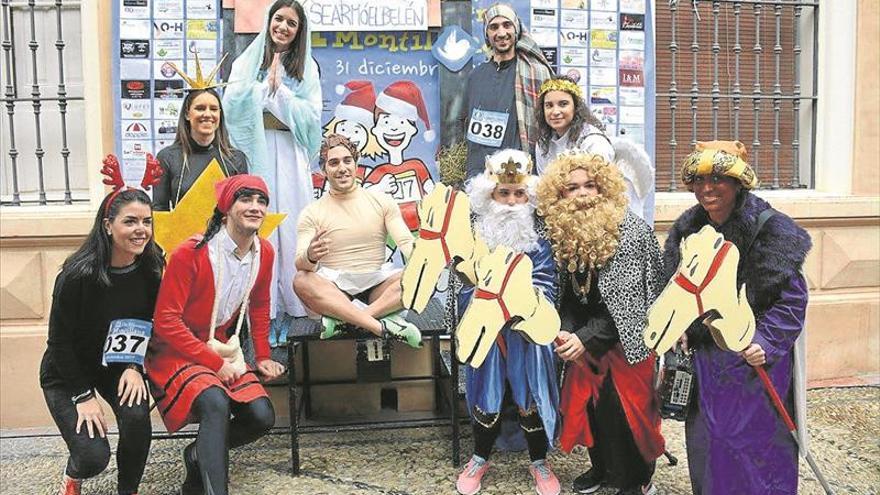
[464,3,554,179]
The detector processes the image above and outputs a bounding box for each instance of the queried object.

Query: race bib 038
[467,108,509,148]
[102,319,152,367]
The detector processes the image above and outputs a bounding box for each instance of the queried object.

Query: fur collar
[663,191,811,314]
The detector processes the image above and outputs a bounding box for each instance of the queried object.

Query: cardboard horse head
[644,225,755,354]
[456,246,560,368]
[401,183,480,313]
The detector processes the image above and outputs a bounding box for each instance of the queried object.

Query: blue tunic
[460,238,559,444]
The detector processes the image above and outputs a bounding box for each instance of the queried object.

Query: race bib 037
[102,319,152,367]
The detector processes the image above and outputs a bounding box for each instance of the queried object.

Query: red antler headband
[101,153,164,217]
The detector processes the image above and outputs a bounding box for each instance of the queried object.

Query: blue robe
[460,237,559,444]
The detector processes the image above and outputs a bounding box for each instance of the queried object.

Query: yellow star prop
[153,159,285,258]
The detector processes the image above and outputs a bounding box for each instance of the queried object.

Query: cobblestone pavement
[1,387,877,495]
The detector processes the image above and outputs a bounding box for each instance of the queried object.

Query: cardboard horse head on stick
[456,246,559,368]
[645,225,755,354]
[402,183,482,313]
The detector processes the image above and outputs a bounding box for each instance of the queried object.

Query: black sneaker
[180,443,203,495]
[615,483,657,495]
[572,468,604,494]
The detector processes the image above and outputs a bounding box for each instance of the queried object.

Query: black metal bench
[285,299,463,475]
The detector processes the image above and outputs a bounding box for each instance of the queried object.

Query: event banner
[310,30,441,240]
[472,0,655,151]
[301,0,429,32]
[114,0,223,183]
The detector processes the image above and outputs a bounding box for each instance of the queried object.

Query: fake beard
[475,201,540,253]
[544,194,625,273]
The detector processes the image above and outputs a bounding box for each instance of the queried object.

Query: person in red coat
[146,174,285,495]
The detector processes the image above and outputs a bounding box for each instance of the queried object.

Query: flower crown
[539,78,583,99]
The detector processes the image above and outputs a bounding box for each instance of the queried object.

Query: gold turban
[680,140,759,190]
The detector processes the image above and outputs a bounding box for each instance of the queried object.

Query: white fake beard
[475,201,540,253]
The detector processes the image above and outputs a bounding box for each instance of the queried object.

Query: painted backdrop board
[311,30,441,241]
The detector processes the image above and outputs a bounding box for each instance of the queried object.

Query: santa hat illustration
[375,80,435,142]
[334,80,376,128]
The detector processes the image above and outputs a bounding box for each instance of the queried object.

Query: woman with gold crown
[535,75,655,223]
[223,0,322,338]
[152,55,249,211]
[534,75,614,175]
[664,141,811,494]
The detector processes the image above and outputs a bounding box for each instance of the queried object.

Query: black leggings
[42,373,152,495]
[190,387,275,495]
[472,408,549,462]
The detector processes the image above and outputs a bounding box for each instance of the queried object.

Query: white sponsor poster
[560,28,589,48]
[532,8,558,27]
[186,0,218,19]
[120,59,151,79]
[122,120,152,140]
[590,48,617,67]
[619,86,645,106]
[120,99,152,119]
[530,27,559,47]
[154,0,184,18]
[619,105,645,124]
[154,59,184,80]
[153,19,186,39]
[154,99,183,120]
[619,31,645,50]
[153,39,184,59]
[591,0,618,12]
[186,39,217,59]
[560,47,588,66]
[620,0,646,14]
[590,66,617,86]
[590,11,617,29]
[559,9,588,28]
[120,19,151,39]
[300,0,429,32]
[120,0,150,19]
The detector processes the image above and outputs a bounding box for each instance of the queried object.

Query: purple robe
[686,273,807,494]
[664,191,812,494]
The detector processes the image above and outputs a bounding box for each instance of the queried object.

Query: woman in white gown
[224,0,322,331]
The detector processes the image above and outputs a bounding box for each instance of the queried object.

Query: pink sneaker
[456,456,490,495]
[528,460,561,495]
[57,474,82,495]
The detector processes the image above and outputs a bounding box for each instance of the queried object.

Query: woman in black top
[41,188,164,495]
[153,87,249,211]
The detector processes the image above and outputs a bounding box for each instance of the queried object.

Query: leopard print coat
[558,210,664,364]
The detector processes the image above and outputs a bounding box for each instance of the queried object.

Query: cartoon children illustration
[362,80,436,231]
[313,80,384,198]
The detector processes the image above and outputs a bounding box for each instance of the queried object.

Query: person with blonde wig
[537,152,664,495]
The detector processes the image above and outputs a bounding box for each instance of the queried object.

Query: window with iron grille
[655,0,818,192]
[1,0,86,206]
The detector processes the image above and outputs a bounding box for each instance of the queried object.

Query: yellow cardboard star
[153,159,285,258]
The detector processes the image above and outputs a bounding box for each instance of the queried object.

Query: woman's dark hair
[536,75,606,155]
[174,88,235,159]
[196,187,270,249]
[62,189,165,287]
[259,0,308,80]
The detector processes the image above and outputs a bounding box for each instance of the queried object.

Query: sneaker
[380,313,423,349]
[180,443,203,495]
[528,460,561,495]
[615,484,656,495]
[57,474,81,495]
[456,456,490,495]
[572,467,604,494]
[319,315,343,340]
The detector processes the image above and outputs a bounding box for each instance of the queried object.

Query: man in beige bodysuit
[293,134,422,348]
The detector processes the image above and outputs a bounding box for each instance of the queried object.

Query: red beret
[214,174,269,214]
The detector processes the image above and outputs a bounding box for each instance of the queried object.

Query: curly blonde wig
[536,152,628,273]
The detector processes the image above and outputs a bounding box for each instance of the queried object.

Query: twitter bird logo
[432,25,482,73]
